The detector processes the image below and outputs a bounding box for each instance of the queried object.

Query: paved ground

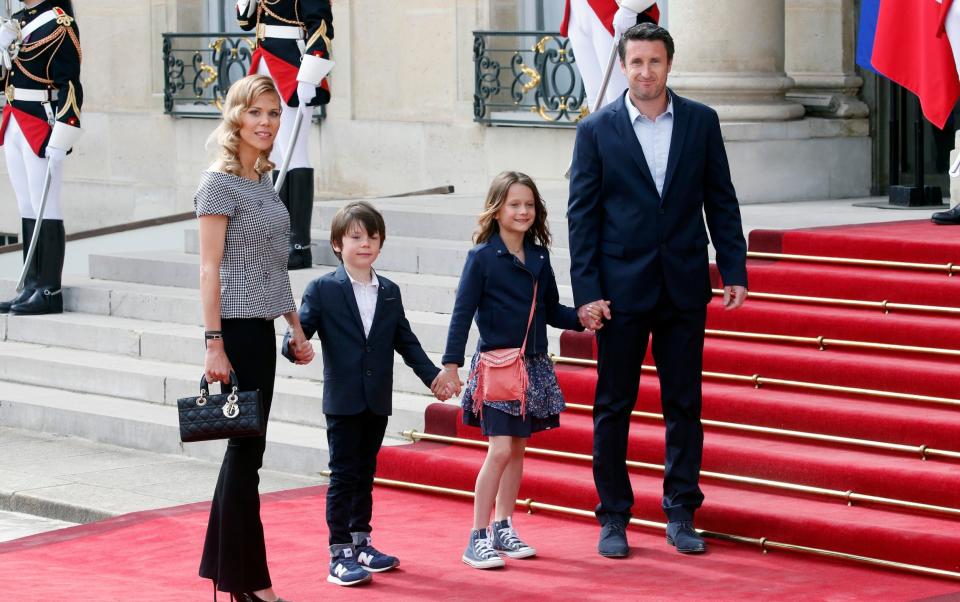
[0,427,323,530]
[0,510,75,543]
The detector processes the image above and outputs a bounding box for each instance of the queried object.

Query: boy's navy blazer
[442,232,582,367]
[567,89,748,314]
[282,265,439,416]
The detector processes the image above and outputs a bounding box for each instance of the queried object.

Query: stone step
[183,228,573,283]
[0,304,488,357]
[312,197,572,247]
[0,381,408,478]
[0,340,436,433]
[85,251,576,313]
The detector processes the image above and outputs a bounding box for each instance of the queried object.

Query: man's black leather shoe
[932,205,960,225]
[666,521,706,554]
[598,517,629,558]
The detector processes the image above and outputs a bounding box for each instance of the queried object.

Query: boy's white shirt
[345,266,379,337]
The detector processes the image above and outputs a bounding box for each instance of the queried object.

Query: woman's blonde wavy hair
[474,171,551,247]
[207,74,281,176]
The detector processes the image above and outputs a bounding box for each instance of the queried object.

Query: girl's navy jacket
[442,231,583,367]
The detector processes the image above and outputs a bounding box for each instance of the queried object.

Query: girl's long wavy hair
[207,75,280,177]
[474,171,551,247]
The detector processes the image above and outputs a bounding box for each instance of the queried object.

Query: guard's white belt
[11,87,58,102]
[262,24,303,40]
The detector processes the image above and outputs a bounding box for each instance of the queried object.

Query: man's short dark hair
[329,200,387,261]
[618,22,675,63]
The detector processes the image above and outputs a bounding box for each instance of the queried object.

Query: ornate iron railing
[473,30,586,127]
[162,32,324,120]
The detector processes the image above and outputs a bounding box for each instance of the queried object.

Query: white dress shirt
[346,268,379,337]
[624,93,674,197]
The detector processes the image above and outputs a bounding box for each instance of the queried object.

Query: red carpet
[3,485,959,601]
[373,219,960,584]
[7,219,960,598]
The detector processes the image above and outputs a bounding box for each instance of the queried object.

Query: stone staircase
[0,191,569,478]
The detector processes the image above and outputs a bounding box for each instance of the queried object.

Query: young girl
[442,171,600,569]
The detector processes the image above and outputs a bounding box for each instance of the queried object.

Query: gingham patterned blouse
[194,170,297,320]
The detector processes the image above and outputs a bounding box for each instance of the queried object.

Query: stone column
[667,0,804,121]
[784,0,868,118]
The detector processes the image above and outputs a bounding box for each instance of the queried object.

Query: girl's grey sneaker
[491,517,536,559]
[462,528,505,569]
[351,531,400,572]
[328,544,372,586]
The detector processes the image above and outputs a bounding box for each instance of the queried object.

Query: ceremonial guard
[0,0,82,315]
[561,0,659,109]
[237,0,333,270]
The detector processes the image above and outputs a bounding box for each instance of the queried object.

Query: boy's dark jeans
[325,409,389,546]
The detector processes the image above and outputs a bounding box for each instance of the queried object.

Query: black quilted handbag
[177,372,265,442]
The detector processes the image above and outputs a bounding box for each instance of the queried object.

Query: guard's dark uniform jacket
[239,0,333,106]
[0,1,82,157]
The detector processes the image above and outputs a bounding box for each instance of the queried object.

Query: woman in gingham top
[195,74,314,602]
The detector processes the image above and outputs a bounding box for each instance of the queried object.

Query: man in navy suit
[567,23,748,558]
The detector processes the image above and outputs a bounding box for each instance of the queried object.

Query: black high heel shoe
[233,593,290,602]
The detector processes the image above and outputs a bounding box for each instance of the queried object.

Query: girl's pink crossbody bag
[470,283,538,418]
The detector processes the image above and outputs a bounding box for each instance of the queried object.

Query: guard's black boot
[11,219,64,315]
[931,204,960,225]
[286,167,314,270]
[0,218,37,313]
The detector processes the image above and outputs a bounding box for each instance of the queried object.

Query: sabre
[16,161,53,291]
[273,105,306,192]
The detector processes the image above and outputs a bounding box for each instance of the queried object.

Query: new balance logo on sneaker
[328,545,372,587]
[351,531,400,572]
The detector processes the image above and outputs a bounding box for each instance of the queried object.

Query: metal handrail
[400,430,960,517]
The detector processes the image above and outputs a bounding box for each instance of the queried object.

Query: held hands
[204,340,233,385]
[286,327,316,365]
[723,285,748,311]
[431,365,463,401]
[577,299,612,331]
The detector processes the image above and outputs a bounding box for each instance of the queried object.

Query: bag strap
[518,282,538,356]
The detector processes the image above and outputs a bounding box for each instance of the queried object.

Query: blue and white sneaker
[351,531,400,572]
[462,528,505,569]
[328,544,372,586]
[491,517,536,559]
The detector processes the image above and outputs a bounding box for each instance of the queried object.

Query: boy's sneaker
[462,528,505,569]
[328,544,372,586]
[351,531,400,572]
[490,517,536,559]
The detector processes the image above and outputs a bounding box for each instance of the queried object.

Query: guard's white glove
[613,6,640,36]
[236,0,257,19]
[297,80,316,108]
[0,19,19,50]
[45,146,67,163]
[0,48,11,72]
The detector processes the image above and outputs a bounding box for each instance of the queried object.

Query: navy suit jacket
[442,232,583,367]
[282,265,439,416]
[568,90,747,313]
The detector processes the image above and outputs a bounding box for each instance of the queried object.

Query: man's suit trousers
[593,292,707,524]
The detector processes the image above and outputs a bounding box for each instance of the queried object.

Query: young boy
[283,201,458,586]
